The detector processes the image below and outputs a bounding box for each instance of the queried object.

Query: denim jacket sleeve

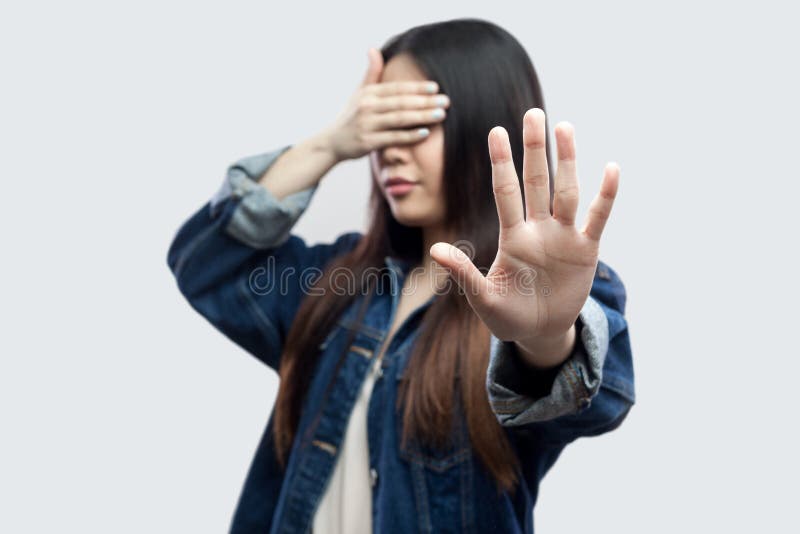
[166,145,362,370]
[485,261,635,445]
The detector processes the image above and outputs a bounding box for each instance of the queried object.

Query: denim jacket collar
[383,254,416,275]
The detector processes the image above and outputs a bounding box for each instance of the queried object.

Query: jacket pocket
[317,320,346,351]
[397,430,471,474]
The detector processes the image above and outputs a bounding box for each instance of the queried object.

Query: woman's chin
[390,210,438,228]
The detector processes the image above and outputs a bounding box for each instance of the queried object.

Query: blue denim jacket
[166,146,636,534]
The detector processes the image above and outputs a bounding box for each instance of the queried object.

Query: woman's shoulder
[316,230,364,255]
[277,230,364,268]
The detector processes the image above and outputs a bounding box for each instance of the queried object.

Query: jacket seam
[599,373,636,404]
[172,211,223,280]
[236,275,282,352]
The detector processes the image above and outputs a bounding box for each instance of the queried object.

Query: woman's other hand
[430,108,621,369]
[321,47,450,162]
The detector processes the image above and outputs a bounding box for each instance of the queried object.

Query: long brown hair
[273,18,554,493]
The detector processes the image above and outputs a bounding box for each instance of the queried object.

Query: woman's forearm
[257,130,340,201]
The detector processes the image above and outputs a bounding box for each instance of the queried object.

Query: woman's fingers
[363,128,433,148]
[360,48,384,87]
[336,55,443,161]
[489,127,525,232]
[369,93,450,113]
[359,85,449,144]
[368,107,447,131]
[430,242,490,309]
[581,163,620,241]
[354,79,447,151]
[552,122,580,226]
[365,80,439,96]
[522,108,552,221]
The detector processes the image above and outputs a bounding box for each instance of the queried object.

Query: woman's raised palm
[431,108,620,347]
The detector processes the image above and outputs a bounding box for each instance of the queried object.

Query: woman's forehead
[381,54,426,82]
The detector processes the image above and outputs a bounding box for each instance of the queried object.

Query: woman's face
[369,54,446,229]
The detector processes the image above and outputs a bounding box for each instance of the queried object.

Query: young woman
[167,18,635,534]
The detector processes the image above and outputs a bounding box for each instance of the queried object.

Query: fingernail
[426,82,437,93]
[417,128,430,137]
[431,108,445,119]
[435,95,449,107]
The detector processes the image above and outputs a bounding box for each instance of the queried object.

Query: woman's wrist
[310,128,343,167]
[513,323,577,371]
[256,131,340,200]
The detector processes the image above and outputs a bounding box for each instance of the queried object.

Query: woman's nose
[379,144,410,166]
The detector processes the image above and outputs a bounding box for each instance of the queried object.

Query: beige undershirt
[311,266,442,534]
[311,352,383,534]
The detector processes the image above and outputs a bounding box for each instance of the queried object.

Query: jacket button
[369,468,378,487]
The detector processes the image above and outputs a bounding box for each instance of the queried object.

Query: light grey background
[1,1,797,532]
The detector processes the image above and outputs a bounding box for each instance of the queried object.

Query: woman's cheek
[368,151,381,179]
[414,132,445,181]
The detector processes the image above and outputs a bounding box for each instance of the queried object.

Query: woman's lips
[386,182,418,196]
[383,177,419,197]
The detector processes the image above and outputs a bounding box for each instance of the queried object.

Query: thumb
[360,47,384,87]
[430,242,490,308]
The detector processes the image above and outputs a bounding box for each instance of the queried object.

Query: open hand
[430,108,619,363]
[322,48,450,162]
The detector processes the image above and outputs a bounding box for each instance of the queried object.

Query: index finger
[366,80,438,96]
[489,127,525,232]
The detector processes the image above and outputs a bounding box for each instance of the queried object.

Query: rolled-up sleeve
[486,295,609,425]
[485,262,636,445]
[209,144,319,249]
